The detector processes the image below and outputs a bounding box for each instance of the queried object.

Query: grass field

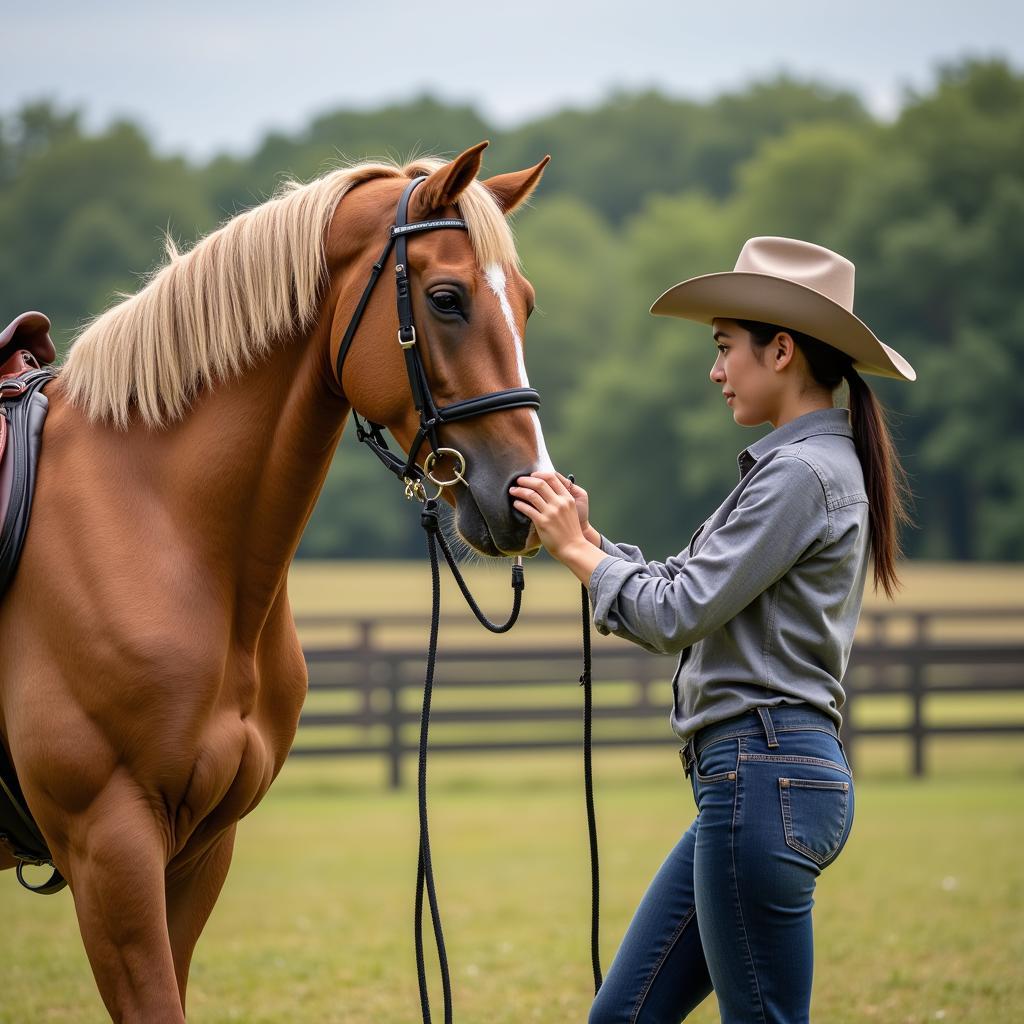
[3,742,1023,1023]
[284,557,1024,619]
[2,560,1022,1022]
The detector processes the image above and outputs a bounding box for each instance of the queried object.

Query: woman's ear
[772,332,796,372]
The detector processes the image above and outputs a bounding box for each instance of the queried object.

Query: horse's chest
[175,657,305,849]
[176,718,278,849]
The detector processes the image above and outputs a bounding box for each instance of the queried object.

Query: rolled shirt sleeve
[597,534,693,580]
[588,455,831,655]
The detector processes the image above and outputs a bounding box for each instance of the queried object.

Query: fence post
[386,656,403,790]
[910,613,928,778]
[358,618,374,724]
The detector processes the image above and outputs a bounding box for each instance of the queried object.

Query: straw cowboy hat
[650,236,916,382]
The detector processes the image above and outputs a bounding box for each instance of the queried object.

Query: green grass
[3,739,1022,1023]
[284,559,1024,619]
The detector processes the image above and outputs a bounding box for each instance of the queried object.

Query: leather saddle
[0,310,65,894]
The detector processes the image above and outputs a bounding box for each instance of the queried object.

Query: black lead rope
[568,471,602,996]
[415,500,525,1024]
[413,497,601,1024]
[579,579,603,995]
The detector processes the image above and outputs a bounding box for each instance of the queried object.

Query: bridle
[332,173,602,1024]
[334,174,541,501]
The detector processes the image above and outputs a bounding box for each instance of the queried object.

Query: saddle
[0,310,65,895]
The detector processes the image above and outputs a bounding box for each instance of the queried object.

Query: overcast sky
[6,0,1021,161]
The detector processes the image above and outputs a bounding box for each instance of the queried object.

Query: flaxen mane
[57,158,519,429]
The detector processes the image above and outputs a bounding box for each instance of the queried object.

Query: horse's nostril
[506,475,531,529]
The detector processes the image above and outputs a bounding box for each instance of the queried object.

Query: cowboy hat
[650,236,916,382]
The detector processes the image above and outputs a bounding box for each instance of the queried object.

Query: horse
[0,141,553,1023]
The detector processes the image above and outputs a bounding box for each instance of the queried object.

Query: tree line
[1,56,1021,564]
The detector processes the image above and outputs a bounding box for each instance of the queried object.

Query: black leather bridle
[334,174,541,501]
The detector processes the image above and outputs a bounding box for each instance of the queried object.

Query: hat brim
[650,271,916,382]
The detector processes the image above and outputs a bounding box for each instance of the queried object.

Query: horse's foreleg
[60,781,185,1024]
[165,824,237,1010]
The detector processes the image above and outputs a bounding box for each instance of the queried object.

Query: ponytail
[841,365,915,598]
[737,319,916,599]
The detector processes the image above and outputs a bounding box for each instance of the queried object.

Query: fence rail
[293,607,1024,787]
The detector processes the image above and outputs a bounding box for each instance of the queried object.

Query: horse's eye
[430,291,462,315]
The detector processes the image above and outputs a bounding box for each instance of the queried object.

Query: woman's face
[709,318,784,427]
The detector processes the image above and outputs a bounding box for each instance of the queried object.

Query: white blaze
[484,263,555,473]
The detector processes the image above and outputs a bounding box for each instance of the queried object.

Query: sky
[5,0,1022,161]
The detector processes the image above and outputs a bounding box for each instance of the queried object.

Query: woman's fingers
[510,471,587,560]
[515,472,566,503]
[509,485,545,509]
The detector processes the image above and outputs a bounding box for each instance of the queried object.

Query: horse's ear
[481,155,551,215]
[409,141,489,218]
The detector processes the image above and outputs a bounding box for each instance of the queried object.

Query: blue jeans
[589,704,855,1024]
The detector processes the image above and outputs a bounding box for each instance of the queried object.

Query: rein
[335,176,602,1021]
[414,501,601,1024]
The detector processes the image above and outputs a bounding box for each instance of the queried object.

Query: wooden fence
[292,607,1024,787]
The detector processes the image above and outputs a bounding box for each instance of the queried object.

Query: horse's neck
[145,327,347,639]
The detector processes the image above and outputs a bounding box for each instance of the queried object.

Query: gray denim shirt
[588,407,870,743]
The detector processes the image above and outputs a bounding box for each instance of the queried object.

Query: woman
[510,236,916,1024]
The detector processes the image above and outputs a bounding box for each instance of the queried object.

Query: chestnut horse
[0,142,552,1022]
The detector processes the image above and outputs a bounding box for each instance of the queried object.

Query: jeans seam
[730,760,768,1024]
[773,725,838,736]
[695,729,760,756]
[739,752,852,778]
[695,723,838,757]
[629,905,698,1024]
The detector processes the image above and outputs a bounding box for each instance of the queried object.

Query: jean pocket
[693,738,738,784]
[778,777,851,867]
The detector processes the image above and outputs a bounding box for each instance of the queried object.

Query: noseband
[334,175,541,501]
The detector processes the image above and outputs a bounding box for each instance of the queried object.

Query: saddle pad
[0,369,52,596]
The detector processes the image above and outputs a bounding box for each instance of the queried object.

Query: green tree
[0,119,211,346]
[3,60,1021,560]
[731,121,881,242]
[513,196,621,438]
[828,58,1024,558]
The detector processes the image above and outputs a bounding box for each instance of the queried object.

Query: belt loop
[757,706,780,748]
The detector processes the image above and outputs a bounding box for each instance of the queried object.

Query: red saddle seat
[0,312,56,375]
[0,311,56,536]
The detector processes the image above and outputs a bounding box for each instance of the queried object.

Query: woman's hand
[560,472,589,528]
[509,471,606,585]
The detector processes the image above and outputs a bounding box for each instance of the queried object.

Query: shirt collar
[737,407,853,478]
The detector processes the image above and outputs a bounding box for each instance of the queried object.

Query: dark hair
[735,319,915,600]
